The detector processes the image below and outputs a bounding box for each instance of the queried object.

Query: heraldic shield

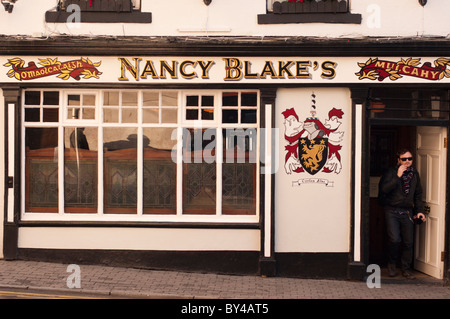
[298,137,329,175]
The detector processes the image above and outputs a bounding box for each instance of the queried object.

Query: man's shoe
[388,264,398,277]
[402,270,416,279]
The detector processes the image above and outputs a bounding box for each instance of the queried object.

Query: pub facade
[1,0,449,282]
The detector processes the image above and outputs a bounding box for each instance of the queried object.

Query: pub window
[60,0,140,12]
[66,93,97,121]
[185,94,215,121]
[181,91,258,215]
[367,88,450,121]
[22,89,259,221]
[258,0,361,24]
[45,0,151,23]
[24,91,59,123]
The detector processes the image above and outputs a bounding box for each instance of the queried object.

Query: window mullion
[158,92,162,124]
[176,126,183,216]
[58,124,65,216]
[118,92,123,123]
[39,90,44,122]
[215,91,223,216]
[216,126,223,216]
[137,91,143,215]
[98,91,104,216]
[176,92,183,216]
[137,126,143,216]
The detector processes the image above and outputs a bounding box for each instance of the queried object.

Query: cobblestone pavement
[0,260,449,299]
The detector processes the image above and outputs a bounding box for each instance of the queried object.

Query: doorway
[368,124,447,279]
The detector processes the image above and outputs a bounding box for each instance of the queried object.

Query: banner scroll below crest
[4,57,102,81]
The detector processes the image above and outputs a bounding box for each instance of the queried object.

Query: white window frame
[21,89,260,224]
[63,91,99,124]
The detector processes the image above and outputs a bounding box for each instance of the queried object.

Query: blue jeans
[384,207,414,271]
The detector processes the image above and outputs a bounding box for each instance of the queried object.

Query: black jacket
[378,166,424,214]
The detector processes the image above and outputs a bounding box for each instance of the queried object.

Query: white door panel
[415,126,446,279]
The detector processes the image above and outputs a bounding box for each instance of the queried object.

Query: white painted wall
[18,227,261,251]
[0,91,3,259]
[275,88,352,253]
[0,0,448,38]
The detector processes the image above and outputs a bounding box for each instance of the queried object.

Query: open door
[415,126,447,279]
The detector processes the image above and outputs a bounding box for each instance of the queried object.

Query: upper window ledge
[45,11,152,23]
[258,12,361,24]
[259,0,361,24]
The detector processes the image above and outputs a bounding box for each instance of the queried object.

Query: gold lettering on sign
[223,58,335,81]
[118,57,338,82]
[118,57,215,81]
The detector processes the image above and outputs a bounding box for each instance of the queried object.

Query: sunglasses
[399,157,413,161]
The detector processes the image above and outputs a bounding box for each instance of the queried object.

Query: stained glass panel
[222,163,255,215]
[25,127,58,212]
[222,128,256,215]
[104,127,137,214]
[143,127,177,214]
[64,127,98,213]
[183,162,216,214]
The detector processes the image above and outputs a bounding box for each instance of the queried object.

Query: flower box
[273,0,348,14]
[62,0,132,12]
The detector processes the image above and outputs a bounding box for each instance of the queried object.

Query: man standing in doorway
[378,148,427,279]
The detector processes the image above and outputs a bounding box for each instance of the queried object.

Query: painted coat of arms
[298,137,328,175]
[282,93,344,180]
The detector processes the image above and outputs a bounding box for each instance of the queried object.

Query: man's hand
[397,165,407,178]
[417,213,426,222]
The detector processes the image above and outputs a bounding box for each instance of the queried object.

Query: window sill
[258,12,361,24]
[45,11,152,23]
